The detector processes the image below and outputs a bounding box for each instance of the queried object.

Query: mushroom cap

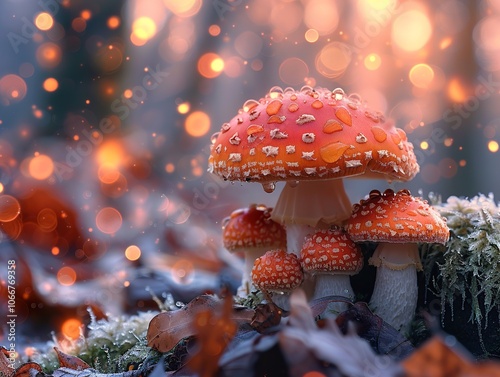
[251,249,303,292]
[300,228,363,275]
[222,204,286,251]
[208,86,419,184]
[345,189,450,245]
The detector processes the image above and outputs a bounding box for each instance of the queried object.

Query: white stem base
[313,274,354,317]
[236,247,270,297]
[369,264,418,334]
[285,223,316,256]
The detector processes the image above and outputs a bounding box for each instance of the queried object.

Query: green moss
[422,193,500,355]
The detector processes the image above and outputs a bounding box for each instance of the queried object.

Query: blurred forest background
[1,0,500,344]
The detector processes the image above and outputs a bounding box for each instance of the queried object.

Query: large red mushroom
[222,204,286,297]
[345,189,449,333]
[208,86,419,256]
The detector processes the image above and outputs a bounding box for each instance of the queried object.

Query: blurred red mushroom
[300,228,363,316]
[345,189,449,333]
[251,249,303,310]
[208,86,419,256]
[222,204,286,297]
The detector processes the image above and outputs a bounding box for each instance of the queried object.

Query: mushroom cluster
[222,204,286,297]
[210,86,449,332]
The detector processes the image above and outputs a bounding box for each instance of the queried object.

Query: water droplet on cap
[210,132,220,144]
[332,88,345,100]
[262,182,276,193]
[243,99,260,112]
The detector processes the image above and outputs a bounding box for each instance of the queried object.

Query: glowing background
[0,0,499,345]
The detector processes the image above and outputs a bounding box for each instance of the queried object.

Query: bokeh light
[185,111,210,137]
[131,16,157,46]
[315,42,351,78]
[409,64,435,89]
[197,53,224,79]
[35,12,54,31]
[43,77,59,92]
[57,267,77,286]
[61,318,82,340]
[0,74,28,105]
[0,195,21,222]
[279,58,309,85]
[125,245,141,261]
[488,140,499,153]
[364,53,382,71]
[304,0,339,36]
[29,154,54,180]
[392,10,432,52]
[96,207,123,234]
[36,42,63,69]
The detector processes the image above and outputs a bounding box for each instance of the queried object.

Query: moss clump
[423,193,500,356]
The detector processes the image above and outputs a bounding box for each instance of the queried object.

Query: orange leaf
[187,295,238,377]
[54,347,90,370]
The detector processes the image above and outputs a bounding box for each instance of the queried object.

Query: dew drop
[288,103,299,112]
[268,86,284,99]
[176,301,185,308]
[262,181,276,193]
[290,93,298,101]
[210,132,220,144]
[243,99,260,112]
[348,93,362,104]
[221,216,231,229]
[266,99,283,115]
[332,88,345,100]
[311,99,324,109]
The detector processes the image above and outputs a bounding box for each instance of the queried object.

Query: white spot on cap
[229,132,241,145]
[249,148,256,156]
[296,114,316,125]
[346,160,362,167]
[302,151,316,160]
[356,133,367,143]
[286,145,296,154]
[228,153,242,162]
[286,161,299,167]
[270,129,288,139]
[304,167,316,175]
[302,133,315,143]
[378,150,389,157]
[262,145,279,157]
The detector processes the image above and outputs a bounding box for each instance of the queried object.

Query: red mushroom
[208,87,419,256]
[300,228,363,316]
[251,249,303,310]
[345,189,449,332]
[222,204,286,297]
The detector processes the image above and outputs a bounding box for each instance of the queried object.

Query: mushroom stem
[238,247,269,297]
[368,242,421,333]
[313,274,354,316]
[271,179,352,255]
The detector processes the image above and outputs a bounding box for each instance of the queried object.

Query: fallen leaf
[401,336,500,377]
[0,348,14,377]
[147,294,254,353]
[147,295,220,352]
[187,295,238,377]
[335,301,414,360]
[54,347,90,371]
[250,302,282,333]
[12,362,43,377]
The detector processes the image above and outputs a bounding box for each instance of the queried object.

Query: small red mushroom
[300,228,363,316]
[251,249,303,310]
[345,189,450,332]
[223,204,286,297]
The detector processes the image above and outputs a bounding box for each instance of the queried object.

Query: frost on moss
[29,293,180,373]
[422,193,500,347]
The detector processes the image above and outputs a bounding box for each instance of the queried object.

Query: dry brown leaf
[0,348,14,377]
[12,362,43,377]
[402,336,500,377]
[147,295,220,352]
[186,294,238,377]
[54,347,90,370]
